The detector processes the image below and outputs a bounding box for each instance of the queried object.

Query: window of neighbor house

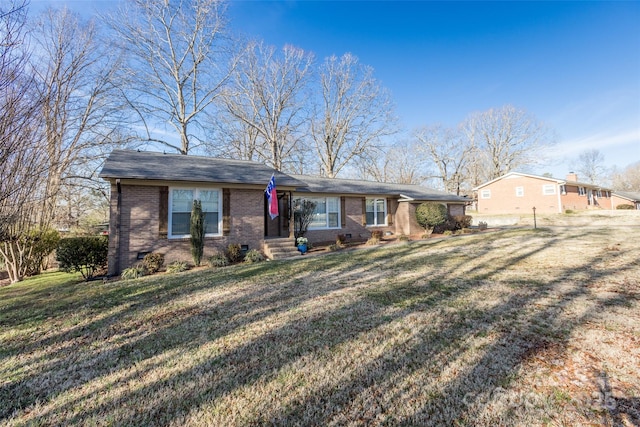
[366,198,387,226]
[542,184,556,195]
[169,188,221,238]
[480,189,491,199]
[302,196,340,229]
[578,187,586,196]
[560,185,566,195]
[515,186,524,197]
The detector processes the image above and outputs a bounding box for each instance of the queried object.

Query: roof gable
[473,171,612,191]
[473,172,562,190]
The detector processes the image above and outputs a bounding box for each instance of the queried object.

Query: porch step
[264,238,299,260]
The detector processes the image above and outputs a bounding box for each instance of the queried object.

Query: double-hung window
[302,196,340,229]
[366,198,387,226]
[480,189,491,199]
[542,184,556,195]
[169,188,221,238]
[515,186,524,197]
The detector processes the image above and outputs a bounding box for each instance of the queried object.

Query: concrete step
[264,238,299,260]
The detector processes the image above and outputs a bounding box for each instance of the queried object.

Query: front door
[264,192,290,238]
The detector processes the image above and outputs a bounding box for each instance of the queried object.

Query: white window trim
[515,186,524,197]
[168,187,223,239]
[542,184,556,195]
[480,189,491,199]
[298,196,341,230]
[366,198,387,227]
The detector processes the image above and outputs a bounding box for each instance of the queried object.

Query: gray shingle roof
[100,150,467,203]
[291,174,468,202]
[614,191,640,202]
[99,149,306,188]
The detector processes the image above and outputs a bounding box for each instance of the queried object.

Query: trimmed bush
[416,202,448,231]
[371,230,383,240]
[616,204,635,210]
[25,228,61,275]
[366,235,380,245]
[207,252,229,268]
[451,215,472,230]
[226,243,243,263]
[142,252,165,274]
[478,221,488,231]
[56,236,108,281]
[244,249,265,264]
[121,264,146,280]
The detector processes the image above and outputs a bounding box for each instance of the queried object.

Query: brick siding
[108,184,264,275]
[476,175,613,214]
[108,184,465,274]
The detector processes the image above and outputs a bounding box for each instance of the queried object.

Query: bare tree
[353,141,426,185]
[462,105,554,181]
[415,124,474,195]
[205,91,263,161]
[574,149,607,184]
[610,161,640,191]
[0,1,42,212]
[31,7,123,227]
[0,0,52,282]
[221,41,313,170]
[311,53,397,177]
[106,0,233,155]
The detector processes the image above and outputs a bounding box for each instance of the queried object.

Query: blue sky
[30,0,640,179]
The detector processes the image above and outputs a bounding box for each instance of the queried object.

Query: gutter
[114,179,121,275]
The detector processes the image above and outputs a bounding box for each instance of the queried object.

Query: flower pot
[297,244,307,254]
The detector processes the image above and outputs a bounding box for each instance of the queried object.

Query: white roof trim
[473,171,564,190]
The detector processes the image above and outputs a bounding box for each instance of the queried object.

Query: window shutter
[159,186,168,237]
[223,188,231,236]
[340,196,346,227]
[386,198,393,225]
[361,197,367,226]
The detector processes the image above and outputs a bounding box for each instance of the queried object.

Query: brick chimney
[566,172,578,182]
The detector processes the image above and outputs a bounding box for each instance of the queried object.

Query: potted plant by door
[296,237,308,254]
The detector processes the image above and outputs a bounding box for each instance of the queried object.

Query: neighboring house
[612,191,640,209]
[100,150,468,274]
[473,172,614,214]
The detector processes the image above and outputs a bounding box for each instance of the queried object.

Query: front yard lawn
[1,226,639,426]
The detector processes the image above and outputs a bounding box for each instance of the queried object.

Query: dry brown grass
[1,219,639,426]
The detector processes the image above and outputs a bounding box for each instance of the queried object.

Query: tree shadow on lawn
[3,227,637,425]
[1,244,418,421]
[257,231,637,425]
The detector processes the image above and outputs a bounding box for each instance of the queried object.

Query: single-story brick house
[472,172,614,214]
[100,150,468,274]
[612,191,640,209]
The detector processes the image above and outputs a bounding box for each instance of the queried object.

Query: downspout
[114,179,122,275]
[557,183,563,213]
[289,191,293,239]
